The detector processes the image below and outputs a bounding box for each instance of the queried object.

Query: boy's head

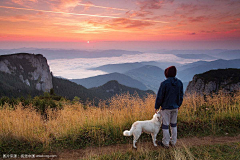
[164,66,177,78]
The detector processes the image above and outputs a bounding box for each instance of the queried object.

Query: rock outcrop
[0,53,53,92]
[185,69,240,95]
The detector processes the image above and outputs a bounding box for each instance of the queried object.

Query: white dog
[123,113,162,149]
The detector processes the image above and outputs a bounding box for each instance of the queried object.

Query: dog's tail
[123,126,134,136]
[123,130,132,136]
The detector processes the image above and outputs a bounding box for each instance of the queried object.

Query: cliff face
[185,69,240,95]
[0,53,53,92]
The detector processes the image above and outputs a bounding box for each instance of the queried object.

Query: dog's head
[153,113,162,122]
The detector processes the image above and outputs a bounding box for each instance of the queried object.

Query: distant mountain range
[75,65,165,93]
[212,50,240,60]
[91,62,144,73]
[140,61,181,69]
[177,60,208,71]
[80,59,240,93]
[162,49,226,55]
[2,51,240,99]
[178,59,240,82]
[162,49,240,60]
[1,49,240,61]
[71,72,148,90]
[125,65,165,93]
[175,54,216,60]
[90,61,180,74]
[163,49,240,60]
[0,49,142,60]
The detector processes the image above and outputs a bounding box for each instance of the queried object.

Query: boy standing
[155,66,183,148]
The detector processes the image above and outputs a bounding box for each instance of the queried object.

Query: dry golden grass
[0,104,48,143]
[0,91,240,147]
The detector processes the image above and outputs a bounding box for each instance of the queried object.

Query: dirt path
[11,135,240,160]
[56,134,240,160]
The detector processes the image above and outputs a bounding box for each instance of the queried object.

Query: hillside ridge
[71,72,148,90]
[185,68,240,95]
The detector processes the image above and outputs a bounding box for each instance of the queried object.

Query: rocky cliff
[0,53,53,92]
[185,69,240,95]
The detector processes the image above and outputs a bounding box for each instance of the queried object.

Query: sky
[0,0,240,50]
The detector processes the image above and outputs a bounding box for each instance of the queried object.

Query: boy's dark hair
[164,66,177,78]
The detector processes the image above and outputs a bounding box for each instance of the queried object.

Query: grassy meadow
[0,91,240,155]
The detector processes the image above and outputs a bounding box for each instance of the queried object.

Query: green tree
[50,88,55,96]
[73,96,80,104]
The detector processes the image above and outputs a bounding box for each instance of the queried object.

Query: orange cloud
[10,0,38,7]
[188,16,209,23]
[137,0,174,10]
[225,29,237,34]
[78,2,128,11]
[201,30,217,33]
[188,32,196,35]
[111,18,154,29]
[0,5,168,24]
[60,18,156,35]
[12,0,38,5]
[177,3,211,14]
[1,0,239,43]
[126,10,152,18]
[222,18,240,24]
[49,0,81,11]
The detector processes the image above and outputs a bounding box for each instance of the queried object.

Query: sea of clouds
[48,53,200,79]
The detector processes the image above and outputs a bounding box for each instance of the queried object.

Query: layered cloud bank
[48,53,198,79]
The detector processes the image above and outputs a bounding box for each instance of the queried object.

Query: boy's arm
[179,81,184,107]
[155,83,165,110]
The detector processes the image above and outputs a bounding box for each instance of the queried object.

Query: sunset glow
[0,0,240,49]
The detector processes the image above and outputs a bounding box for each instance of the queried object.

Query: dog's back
[123,121,140,136]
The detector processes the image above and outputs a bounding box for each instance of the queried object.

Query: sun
[87,41,90,44]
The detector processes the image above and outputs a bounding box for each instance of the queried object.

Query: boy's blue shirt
[155,77,183,110]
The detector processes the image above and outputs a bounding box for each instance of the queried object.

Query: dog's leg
[151,133,157,147]
[133,133,140,149]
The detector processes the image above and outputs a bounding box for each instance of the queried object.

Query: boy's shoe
[157,141,169,149]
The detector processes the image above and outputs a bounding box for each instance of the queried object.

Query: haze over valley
[1,48,240,93]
